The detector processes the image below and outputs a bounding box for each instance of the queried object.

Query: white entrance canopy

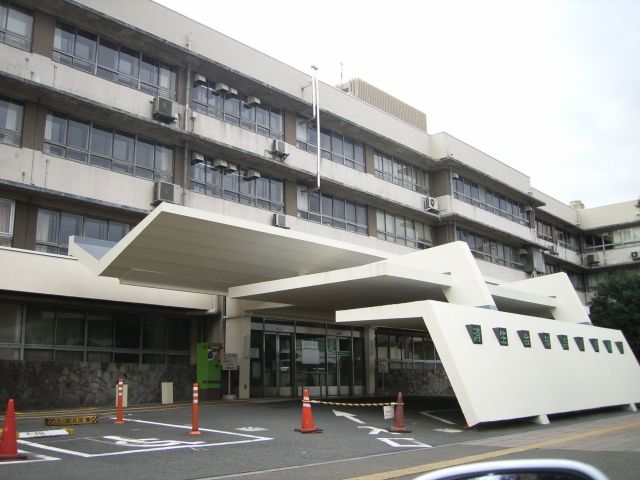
[70,202,388,294]
[70,202,640,427]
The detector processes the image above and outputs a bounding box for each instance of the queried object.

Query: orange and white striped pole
[115,378,125,424]
[189,383,201,435]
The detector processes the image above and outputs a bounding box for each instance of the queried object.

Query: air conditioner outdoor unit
[227,87,238,97]
[518,248,529,256]
[191,151,205,165]
[193,73,207,85]
[586,253,600,266]
[212,159,228,170]
[243,169,261,180]
[152,97,178,123]
[423,196,439,212]
[225,162,238,173]
[273,213,290,229]
[214,82,230,93]
[152,181,181,205]
[246,96,261,106]
[271,139,288,160]
[631,251,639,260]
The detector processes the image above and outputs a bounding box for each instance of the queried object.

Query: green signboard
[615,341,624,354]
[603,340,612,353]
[538,332,552,349]
[466,324,483,345]
[517,330,532,348]
[557,335,569,351]
[589,338,600,352]
[574,336,585,352]
[493,327,508,346]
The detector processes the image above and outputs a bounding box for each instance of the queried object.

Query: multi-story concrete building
[0,0,638,413]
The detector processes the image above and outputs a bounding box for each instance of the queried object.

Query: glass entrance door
[338,337,352,395]
[263,332,292,397]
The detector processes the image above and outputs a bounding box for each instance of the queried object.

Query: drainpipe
[183,63,191,205]
[310,66,321,191]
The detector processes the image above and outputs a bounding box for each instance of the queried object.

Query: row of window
[192,82,283,140]
[456,227,525,270]
[376,210,432,249]
[374,152,428,194]
[298,190,368,235]
[35,209,131,255]
[296,118,366,172]
[453,175,530,226]
[0,303,190,364]
[191,159,284,213]
[584,226,640,252]
[44,112,174,183]
[536,220,580,252]
[0,1,32,51]
[376,331,442,371]
[53,22,177,99]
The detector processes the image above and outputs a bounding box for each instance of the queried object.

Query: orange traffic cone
[389,392,411,433]
[0,399,26,460]
[295,389,322,433]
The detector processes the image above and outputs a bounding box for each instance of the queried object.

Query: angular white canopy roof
[70,202,388,294]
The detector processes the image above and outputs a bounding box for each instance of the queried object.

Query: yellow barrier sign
[44,415,98,427]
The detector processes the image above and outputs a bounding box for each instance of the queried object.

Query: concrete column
[364,326,377,395]
[225,298,252,399]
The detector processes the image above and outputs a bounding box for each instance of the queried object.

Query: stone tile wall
[376,368,454,397]
[0,360,195,409]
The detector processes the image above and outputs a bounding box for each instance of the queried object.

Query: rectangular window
[0,198,14,247]
[35,208,132,255]
[0,2,32,50]
[298,189,367,235]
[0,96,23,146]
[192,82,284,140]
[373,152,429,194]
[296,117,365,171]
[453,175,530,226]
[44,111,174,182]
[53,22,177,100]
[190,156,284,213]
[456,226,525,270]
[377,209,432,249]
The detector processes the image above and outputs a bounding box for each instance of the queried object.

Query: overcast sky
[155,0,639,208]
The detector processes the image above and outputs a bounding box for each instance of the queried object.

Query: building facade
[0,0,638,408]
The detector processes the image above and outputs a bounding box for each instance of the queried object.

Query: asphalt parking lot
[2,396,640,480]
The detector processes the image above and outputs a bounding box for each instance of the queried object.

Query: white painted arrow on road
[332,410,365,424]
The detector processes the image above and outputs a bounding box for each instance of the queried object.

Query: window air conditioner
[152,97,178,124]
[246,96,261,106]
[271,139,288,160]
[423,196,439,212]
[191,151,205,165]
[152,181,181,206]
[273,213,290,229]
[586,253,600,266]
[243,169,261,181]
[193,73,207,85]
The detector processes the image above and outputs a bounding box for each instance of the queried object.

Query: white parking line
[19,418,272,458]
[0,450,60,465]
[419,411,456,425]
